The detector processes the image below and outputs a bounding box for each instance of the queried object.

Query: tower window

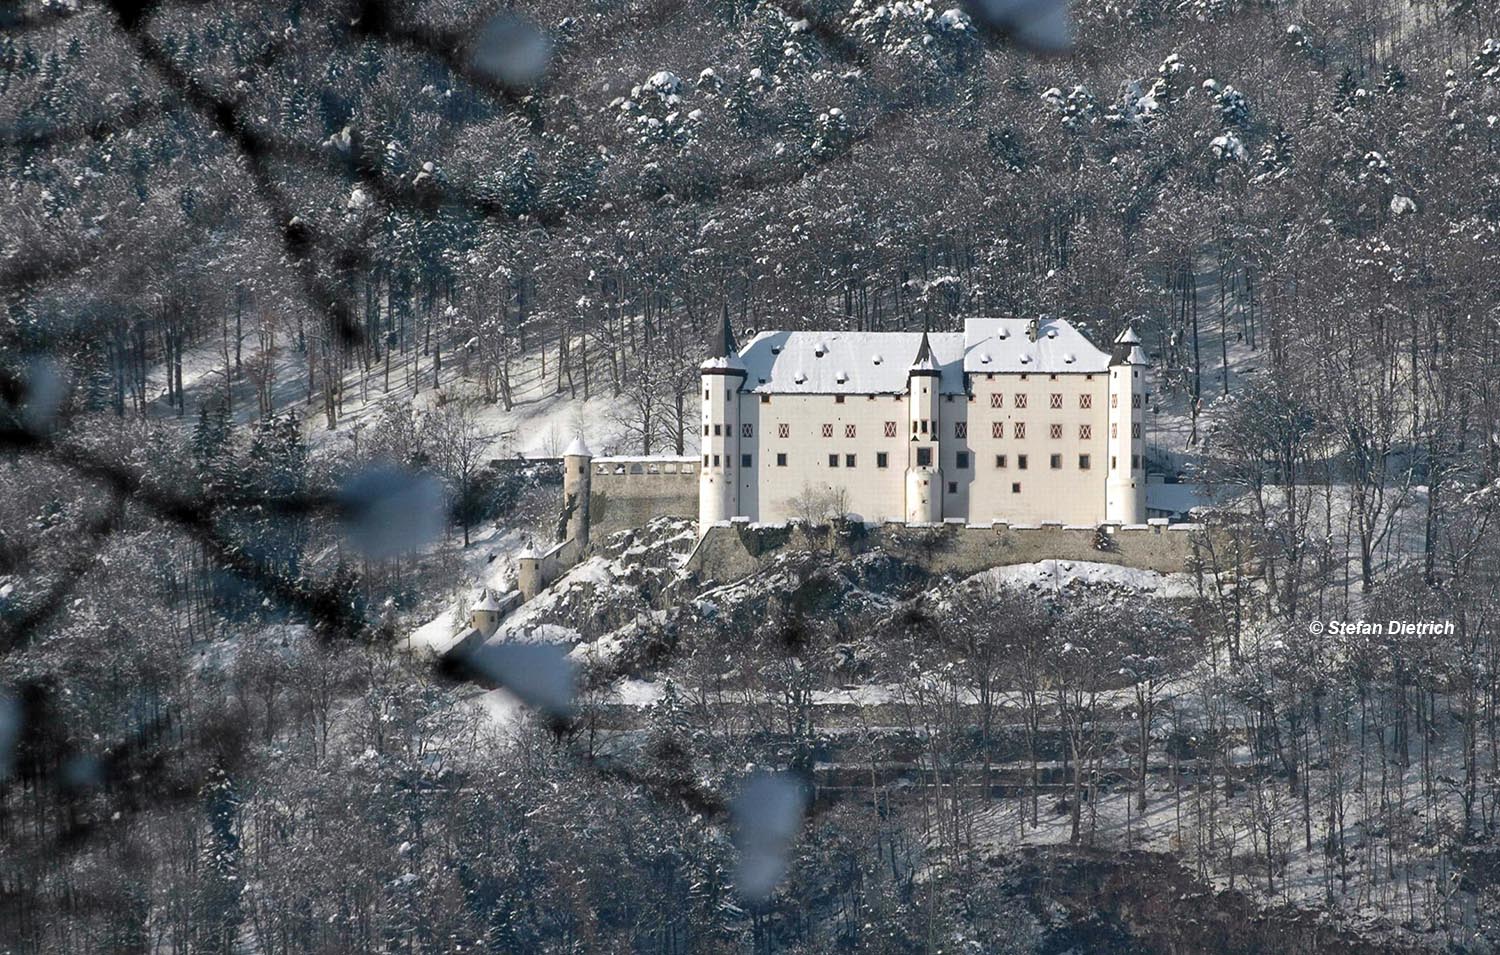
[776,453,787,467]
[704,425,710,436]
[1049,424,1062,440]
[996,454,1007,468]
[1014,422,1026,439]
[1132,454,1141,470]
[1014,393,1028,408]
[703,455,709,466]
[714,424,722,436]
[956,452,970,469]
[947,481,958,494]
[822,423,833,438]
[1050,454,1062,469]
[1079,394,1092,409]
[1079,454,1091,470]
[1018,454,1028,470]
[741,454,752,468]
[1133,394,1142,408]
[704,390,710,400]
[916,447,932,467]
[876,452,889,468]
[742,424,753,437]
[713,455,720,467]
[845,424,857,438]
[884,421,897,437]
[920,420,928,433]
[778,423,789,439]
[829,454,839,468]
[845,454,856,468]
[1111,423,1118,438]
[1111,394,1119,408]
[1132,423,1141,439]
[1049,393,1062,409]
[955,421,967,438]
[1111,456,1117,469]
[1011,482,1021,493]
[1080,424,1092,440]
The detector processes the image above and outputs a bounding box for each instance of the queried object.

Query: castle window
[1079,454,1091,470]
[996,454,1007,468]
[1079,394,1092,409]
[956,452,969,469]
[992,421,1004,439]
[1080,424,1092,440]
[778,423,789,439]
[713,454,720,467]
[1011,482,1021,493]
[1111,394,1119,408]
[920,419,928,433]
[829,454,839,468]
[1132,423,1141,439]
[846,454,856,468]
[836,395,846,404]
[885,421,897,437]
[1111,423,1118,438]
[704,390,710,400]
[1132,394,1141,409]
[1132,454,1141,470]
[777,453,787,467]
[1111,455,1117,469]
[1014,422,1026,439]
[704,425,710,436]
[947,481,958,494]
[714,424,722,436]
[877,452,889,468]
[1049,424,1062,440]
[1050,454,1062,469]
[1049,393,1062,409]
[1014,393,1028,408]
[761,395,771,404]
[703,455,709,466]
[954,421,967,439]
[742,424,753,438]
[1018,454,1028,469]
[822,424,833,438]
[916,447,932,467]
[845,424,856,438]
[990,393,1002,408]
[741,454,752,468]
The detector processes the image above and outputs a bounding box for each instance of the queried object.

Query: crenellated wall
[587,456,699,540]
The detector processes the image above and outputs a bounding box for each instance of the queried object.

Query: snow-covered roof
[733,318,1110,394]
[738,330,968,394]
[962,318,1111,374]
[563,437,592,457]
[473,591,503,613]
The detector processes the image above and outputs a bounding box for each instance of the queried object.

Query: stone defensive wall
[685,517,1245,584]
[587,455,699,539]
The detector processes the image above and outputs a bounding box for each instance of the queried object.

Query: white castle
[698,313,1149,534]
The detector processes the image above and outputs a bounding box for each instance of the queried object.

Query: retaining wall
[686,518,1239,583]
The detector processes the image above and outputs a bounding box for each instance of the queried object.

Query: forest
[3,0,1500,951]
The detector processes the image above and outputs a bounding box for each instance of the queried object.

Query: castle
[698,314,1149,533]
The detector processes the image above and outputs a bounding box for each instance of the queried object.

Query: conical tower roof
[909,329,940,377]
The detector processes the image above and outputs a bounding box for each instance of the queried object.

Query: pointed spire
[718,302,737,358]
[909,326,940,377]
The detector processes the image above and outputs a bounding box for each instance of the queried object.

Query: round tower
[904,331,943,524]
[471,589,503,637]
[1105,326,1149,524]
[562,436,592,549]
[516,541,542,600]
[699,308,746,536]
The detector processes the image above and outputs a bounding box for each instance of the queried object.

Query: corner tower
[904,331,943,523]
[1105,326,1148,524]
[699,307,746,535]
[562,437,592,548]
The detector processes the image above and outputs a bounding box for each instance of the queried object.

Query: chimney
[1026,317,1040,342]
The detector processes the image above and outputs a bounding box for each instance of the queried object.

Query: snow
[970,558,1202,598]
[736,317,1112,396]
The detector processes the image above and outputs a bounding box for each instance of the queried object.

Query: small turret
[699,305,747,536]
[562,436,592,549]
[1105,325,1148,524]
[516,540,542,600]
[905,328,942,523]
[471,589,503,637]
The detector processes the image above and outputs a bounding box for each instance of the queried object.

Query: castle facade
[699,316,1149,533]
